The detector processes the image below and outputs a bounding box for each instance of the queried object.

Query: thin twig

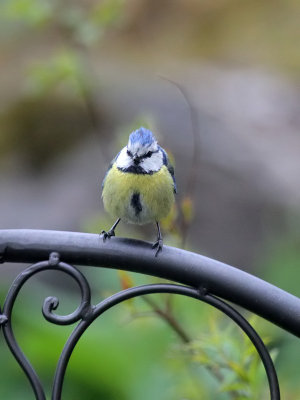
[142,296,191,343]
[158,76,200,248]
[142,294,241,398]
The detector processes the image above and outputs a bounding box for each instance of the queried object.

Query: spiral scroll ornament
[0,252,94,400]
[0,252,280,400]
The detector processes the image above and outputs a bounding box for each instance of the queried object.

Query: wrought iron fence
[1,229,300,399]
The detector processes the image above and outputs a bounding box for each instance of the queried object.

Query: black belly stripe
[131,192,142,216]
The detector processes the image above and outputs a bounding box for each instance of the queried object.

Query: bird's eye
[145,151,152,158]
[127,150,133,157]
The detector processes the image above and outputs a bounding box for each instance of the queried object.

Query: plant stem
[142,296,191,343]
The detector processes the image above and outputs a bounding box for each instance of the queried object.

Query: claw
[100,218,121,243]
[100,230,115,242]
[152,238,163,257]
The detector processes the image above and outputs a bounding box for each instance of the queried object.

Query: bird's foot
[100,229,115,242]
[152,238,163,257]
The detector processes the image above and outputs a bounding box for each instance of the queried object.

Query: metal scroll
[0,252,280,399]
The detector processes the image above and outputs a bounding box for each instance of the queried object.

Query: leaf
[0,0,52,27]
[161,203,178,233]
[91,0,123,28]
[181,196,194,224]
[25,50,83,96]
[118,270,135,291]
[226,360,250,382]
[220,381,249,393]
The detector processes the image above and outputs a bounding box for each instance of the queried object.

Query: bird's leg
[152,221,163,257]
[101,218,121,241]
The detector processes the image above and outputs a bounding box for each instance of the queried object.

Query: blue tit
[101,127,177,256]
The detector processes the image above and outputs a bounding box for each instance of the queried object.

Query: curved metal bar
[1,252,92,400]
[52,284,280,400]
[1,229,300,338]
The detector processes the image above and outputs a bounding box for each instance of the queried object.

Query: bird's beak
[133,156,140,165]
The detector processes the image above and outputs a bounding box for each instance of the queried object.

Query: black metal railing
[1,229,300,399]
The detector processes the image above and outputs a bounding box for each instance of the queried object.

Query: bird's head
[116,127,163,173]
[127,127,158,164]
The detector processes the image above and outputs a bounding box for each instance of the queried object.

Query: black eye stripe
[127,149,158,160]
[141,149,159,159]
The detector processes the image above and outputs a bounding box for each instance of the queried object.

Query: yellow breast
[102,164,175,224]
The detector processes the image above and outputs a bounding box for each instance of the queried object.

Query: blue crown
[129,127,156,147]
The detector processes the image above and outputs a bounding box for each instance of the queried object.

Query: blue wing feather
[158,146,177,194]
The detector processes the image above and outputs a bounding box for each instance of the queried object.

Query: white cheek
[140,152,163,172]
[116,147,132,169]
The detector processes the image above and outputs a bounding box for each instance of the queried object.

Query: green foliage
[257,220,300,397]
[0,0,124,170]
[0,0,123,38]
[0,0,53,28]
[25,50,84,97]
[80,197,299,399]
[260,219,300,297]
[0,276,277,400]
[0,1,299,397]
[175,321,272,399]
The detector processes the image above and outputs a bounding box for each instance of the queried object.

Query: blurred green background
[0,0,300,398]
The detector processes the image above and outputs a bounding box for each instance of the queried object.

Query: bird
[101,126,176,256]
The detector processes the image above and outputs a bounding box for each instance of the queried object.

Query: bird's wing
[101,151,120,190]
[159,146,177,193]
